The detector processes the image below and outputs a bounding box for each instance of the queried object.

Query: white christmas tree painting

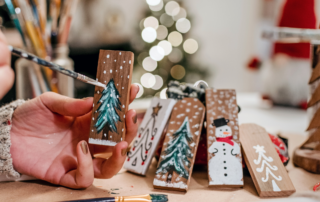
[253,145,282,192]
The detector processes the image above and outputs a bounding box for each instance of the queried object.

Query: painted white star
[253,145,265,153]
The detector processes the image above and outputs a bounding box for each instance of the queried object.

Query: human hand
[0,31,14,99]
[10,84,139,189]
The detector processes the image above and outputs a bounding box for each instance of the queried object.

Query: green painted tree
[156,116,193,183]
[94,78,121,135]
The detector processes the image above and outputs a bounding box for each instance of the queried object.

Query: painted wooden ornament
[89,50,133,146]
[124,97,177,175]
[240,123,295,197]
[153,98,205,192]
[206,89,243,187]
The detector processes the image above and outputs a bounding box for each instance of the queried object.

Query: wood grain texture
[293,149,320,173]
[124,98,177,175]
[153,98,205,192]
[240,123,295,197]
[309,63,320,84]
[306,109,320,131]
[206,89,243,187]
[308,83,320,107]
[89,50,133,146]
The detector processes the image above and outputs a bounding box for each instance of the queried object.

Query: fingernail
[132,114,137,124]
[81,141,88,154]
[136,84,140,94]
[121,148,127,156]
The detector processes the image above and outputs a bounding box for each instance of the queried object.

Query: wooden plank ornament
[240,123,295,197]
[124,97,177,175]
[89,50,133,146]
[206,89,243,187]
[153,98,205,192]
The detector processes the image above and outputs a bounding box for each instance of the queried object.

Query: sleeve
[0,99,25,179]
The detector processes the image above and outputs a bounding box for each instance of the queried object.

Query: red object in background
[299,101,308,110]
[247,57,262,70]
[273,0,316,59]
[313,182,320,191]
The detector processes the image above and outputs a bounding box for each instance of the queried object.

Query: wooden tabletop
[0,134,319,202]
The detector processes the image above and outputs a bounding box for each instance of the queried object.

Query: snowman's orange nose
[223,132,230,135]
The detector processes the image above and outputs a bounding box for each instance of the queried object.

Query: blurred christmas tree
[131,0,209,98]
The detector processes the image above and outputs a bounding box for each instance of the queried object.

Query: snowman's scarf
[216,136,234,146]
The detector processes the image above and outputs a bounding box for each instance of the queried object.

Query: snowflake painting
[89,50,133,146]
[153,98,205,191]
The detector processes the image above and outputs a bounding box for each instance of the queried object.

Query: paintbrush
[62,194,168,202]
[9,45,106,88]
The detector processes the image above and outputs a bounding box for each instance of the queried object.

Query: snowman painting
[208,117,243,185]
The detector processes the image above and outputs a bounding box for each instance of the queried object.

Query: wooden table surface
[0,134,319,202]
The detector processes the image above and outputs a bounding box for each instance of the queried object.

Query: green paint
[150,194,168,202]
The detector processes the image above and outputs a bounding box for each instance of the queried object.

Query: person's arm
[0,31,14,99]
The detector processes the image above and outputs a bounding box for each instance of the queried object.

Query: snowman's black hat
[212,118,229,127]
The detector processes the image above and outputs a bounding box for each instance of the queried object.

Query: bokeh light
[158,40,172,55]
[168,48,183,63]
[168,31,183,47]
[146,0,161,6]
[134,83,144,98]
[176,18,191,33]
[142,57,157,72]
[141,27,157,43]
[156,25,168,40]
[183,38,198,54]
[152,75,164,90]
[144,16,159,29]
[160,13,174,27]
[172,7,186,21]
[137,52,149,65]
[149,0,163,11]
[149,46,165,61]
[170,65,185,80]
[165,1,180,16]
[141,73,156,88]
[160,88,168,99]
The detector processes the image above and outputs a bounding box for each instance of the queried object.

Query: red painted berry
[127,158,130,161]
[145,150,148,154]
[151,137,154,140]
[141,162,145,165]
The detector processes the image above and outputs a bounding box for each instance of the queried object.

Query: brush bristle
[150,194,168,202]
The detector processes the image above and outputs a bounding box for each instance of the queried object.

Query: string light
[149,0,163,11]
[134,83,144,98]
[172,7,186,21]
[168,48,183,63]
[176,18,191,33]
[160,13,174,27]
[168,31,183,47]
[156,25,168,40]
[149,46,165,61]
[158,40,172,55]
[152,75,164,90]
[146,0,161,6]
[141,27,157,43]
[160,88,168,99]
[183,39,198,54]
[141,73,156,88]
[142,57,157,72]
[144,16,159,29]
[170,65,185,79]
[165,1,180,16]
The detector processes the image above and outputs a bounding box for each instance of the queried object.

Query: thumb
[59,141,94,189]
[40,92,93,116]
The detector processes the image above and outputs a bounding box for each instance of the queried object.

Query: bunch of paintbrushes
[4,0,78,96]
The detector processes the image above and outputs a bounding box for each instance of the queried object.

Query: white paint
[122,105,125,108]
[120,52,122,55]
[153,179,187,189]
[22,53,28,58]
[114,60,116,62]
[127,75,130,79]
[107,55,110,58]
[89,138,116,146]
[272,180,281,192]
[92,117,94,120]
[123,61,126,63]
[253,144,282,183]
[129,60,131,64]
[110,70,112,73]
[120,66,123,69]
[186,108,190,112]
[103,70,106,74]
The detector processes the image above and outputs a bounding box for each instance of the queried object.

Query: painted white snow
[272,180,281,191]
[89,138,117,146]
[153,179,187,189]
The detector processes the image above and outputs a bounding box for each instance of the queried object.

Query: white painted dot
[107,104,110,107]
[110,70,112,73]
[127,75,130,79]
[123,61,126,63]
[97,91,100,94]
[122,129,124,132]
[122,87,124,89]
[92,117,95,120]
[103,70,106,74]
[110,136,112,138]
[121,76,123,78]
[104,133,106,137]
[104,81,106,83]
[120,52,122,55]
[93,104,94,107]
[103,61,105,64]
[22,53,28,58]
[107,55,110,58]
[122,105,125,108]
[120,66,123,69]
[117,95,119,98]
[114,60,116,62]
[91,130,94,132]
[124,115,126,118]
[117,84,119,86]
[129,60,131,64]
[186,108,190,112]
[116,70,118,72]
